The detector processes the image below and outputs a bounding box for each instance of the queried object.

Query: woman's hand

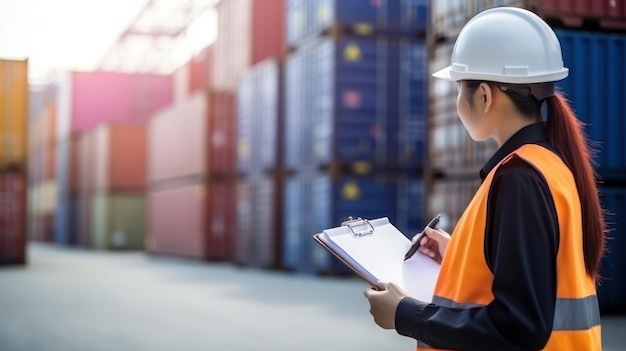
[415,227,451,264]
[364,282,408,329]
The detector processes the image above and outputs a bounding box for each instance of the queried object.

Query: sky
[0,0,217,82]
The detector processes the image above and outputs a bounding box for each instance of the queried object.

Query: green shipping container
[90,192,145,250]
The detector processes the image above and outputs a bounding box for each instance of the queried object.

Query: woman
[365,7,606,351]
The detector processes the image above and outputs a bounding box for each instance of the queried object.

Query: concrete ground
[0,243,624,351]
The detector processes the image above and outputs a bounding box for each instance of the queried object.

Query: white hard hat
[433,7,569,86]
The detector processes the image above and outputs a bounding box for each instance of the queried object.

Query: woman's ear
[479,82,493,114]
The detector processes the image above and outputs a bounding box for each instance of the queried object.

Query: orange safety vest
[418,144,601,350]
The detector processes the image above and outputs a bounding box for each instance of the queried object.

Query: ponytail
[545,93,606,279]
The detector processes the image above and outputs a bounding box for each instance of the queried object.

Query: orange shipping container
[92,124,147,192]
[0,59,28,169]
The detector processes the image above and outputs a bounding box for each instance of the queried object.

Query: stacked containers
[236,60,283,269]
[282,1,429,274]
[426,2,626,311]
[0,59,28,264]
[212,0,286,267]
[146,87,237,261]
[27,84,57,242]
[69,71,172,249]
[554,30,626,312]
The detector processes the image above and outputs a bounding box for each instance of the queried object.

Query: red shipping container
[71,71,172,133]
[213,0,285,91]
[189,45,214,93]
[0,172,26,264]
[92,124,147,192]
[147,179,235,261]
[208,92,237,176]
[530,0,626,30]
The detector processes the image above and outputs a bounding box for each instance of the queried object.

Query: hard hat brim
[432,66,452,81]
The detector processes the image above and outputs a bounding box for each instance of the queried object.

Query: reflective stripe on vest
[430,295,601,330]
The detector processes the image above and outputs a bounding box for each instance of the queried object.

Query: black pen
[404,214,441,261]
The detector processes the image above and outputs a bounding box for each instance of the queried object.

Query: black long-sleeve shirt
[395,123,560,351]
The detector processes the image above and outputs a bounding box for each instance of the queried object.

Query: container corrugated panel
[597,185,626,312]
[71,71,172,133]
[0,171,27,264]
[44,144,56,180]
[92,124,147,192]
[173,62,190,104]
[213,0,285,91]
[54,196,78,245]
[207,92,237,175]
[90,191,145,250]
[77,132,95,247]
[76,193,91,247]
[286,0,429,47]
[148,92,207,183]
[236,174,282,268]
[427,177,482,233]
[189,45,214,93]
[146,177,235,260]
[431,0,526,39]
[282,171,424,274]
[147,182,207,259]
[285,36,427,171]
[0,59,28,170]
[237,59,281,174]
[206,178,237,261]
[53,72,73,142]
[43,104,56,147]
[428,41,498,176]
[556,30,626,178]
[54,134,80,238]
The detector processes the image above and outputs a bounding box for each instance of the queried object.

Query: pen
[404,214,441,261]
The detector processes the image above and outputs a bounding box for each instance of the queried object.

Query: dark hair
[462,81,606,279]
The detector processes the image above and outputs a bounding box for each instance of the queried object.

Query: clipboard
[313,217,440,301]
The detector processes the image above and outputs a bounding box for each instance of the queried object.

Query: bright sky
[0,0,217,82]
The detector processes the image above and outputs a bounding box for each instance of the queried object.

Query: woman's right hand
[413,227,451,264]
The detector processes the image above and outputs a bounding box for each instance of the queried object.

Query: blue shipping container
[54,196,78,244]
[287,0,429,47]
[597,185,626,312]
[237,59,281,174]
[285,36,426,171]
[54,137,70,242]
[282,171,424,274]
[236,173,282,269]
[556,30,626,176]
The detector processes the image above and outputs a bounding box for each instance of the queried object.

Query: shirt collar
[480,122,550,179]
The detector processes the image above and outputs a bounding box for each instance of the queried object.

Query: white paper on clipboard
[314,217,440,302]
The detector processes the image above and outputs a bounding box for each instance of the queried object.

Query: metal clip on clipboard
[341,216,375,237]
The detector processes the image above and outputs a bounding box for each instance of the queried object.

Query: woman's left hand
[364,282,408,329]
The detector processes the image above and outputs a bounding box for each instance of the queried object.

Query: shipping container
[71,71,172,133]
[427,177,482,233]
[90,192,145,250]
[432,1,626,41]
[189,45,214,93]
[148,92,208,183]
[52,72,73,142]
[92,123,147,192]
[285,36,427,171]
[236,173,283,269]
[597,185,626,313]
[282,171,424,274]
[237,59,282,174]
[0,171,27,264]
[213,0,285,91]
[149,91,236,180]
[76,193,91,247]
[54,196,78,245]
[172,61,190,103]
[207,91,237,175]
[0,59,28,170]
[287,0,429,47]
[147,178,236,261]
[76,132,95,246]
[556,30,626,179]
